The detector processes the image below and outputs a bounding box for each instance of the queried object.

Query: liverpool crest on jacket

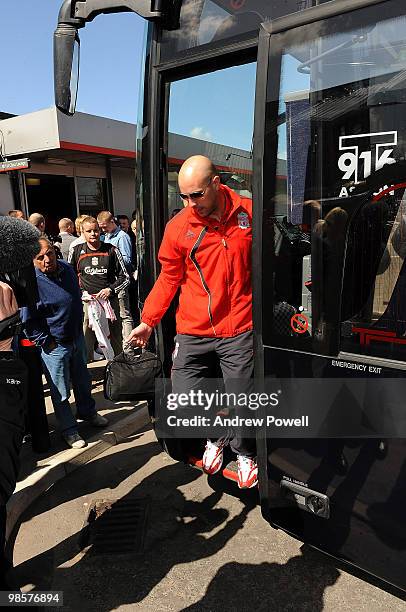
[237,211,250,229]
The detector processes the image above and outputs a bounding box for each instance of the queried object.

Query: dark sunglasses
[179,177,212,201]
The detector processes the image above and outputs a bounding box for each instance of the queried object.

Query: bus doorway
[25,174,77,237]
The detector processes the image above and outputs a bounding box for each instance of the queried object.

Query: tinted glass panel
[160,0,323,61]
[135,24,150,306]
[167,63,255,217]
[262,0,406,360]
[76,177,107,216]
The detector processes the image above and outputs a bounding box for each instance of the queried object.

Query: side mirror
[54,24,80,115]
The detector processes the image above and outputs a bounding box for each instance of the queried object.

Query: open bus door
[253,0,406,592]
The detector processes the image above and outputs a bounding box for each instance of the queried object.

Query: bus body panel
[254,0,406,592]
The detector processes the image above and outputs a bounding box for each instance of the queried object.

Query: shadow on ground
[10,438,344,612]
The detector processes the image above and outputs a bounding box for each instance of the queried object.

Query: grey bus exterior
[54,0,406,593]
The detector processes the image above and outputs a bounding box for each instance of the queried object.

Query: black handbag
[103,348,162,402]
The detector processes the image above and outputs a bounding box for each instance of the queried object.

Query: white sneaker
[237,455,258,489]
[89,413,108,427]
[63,432,86,449]
[202,440,225,475]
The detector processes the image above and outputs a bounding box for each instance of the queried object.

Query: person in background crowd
[68,214,88,259]
[118,214,137,266]
[131,209,137,221]
[28,213,46,235]
[131,218,144,299]
[58,218,76,260]
[68,214,103,358]
[127,155,257,489]
[74,214,88,238]
[97,212,133,269]
[130,219,139,268]
[8,210,25,219]
[118,215,139,323]
[68,216,129,361]
[28,214,64,258]
[117,214,137,256]
[117,215,131,234]
[21,238,108,449]
[97,211,134,341]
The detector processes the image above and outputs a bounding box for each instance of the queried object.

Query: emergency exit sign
[0,158,30,173]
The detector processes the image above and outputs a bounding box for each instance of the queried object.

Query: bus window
[262,47,324,354]
[341,185,406,362]
[167,63,256,219]
[160,0,326,61]
[262,0,406,358]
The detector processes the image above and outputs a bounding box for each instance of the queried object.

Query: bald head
[178,155,216,184]
[28,213,45,233]
[8,210,25,219]
[58,217,74,233]
[178,156,224,220]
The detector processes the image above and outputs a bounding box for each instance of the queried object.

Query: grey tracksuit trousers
[171,330,256,458]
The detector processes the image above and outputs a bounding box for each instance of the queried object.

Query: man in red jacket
[127,155,257,488]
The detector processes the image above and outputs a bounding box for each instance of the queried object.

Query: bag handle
[123,343,143,357]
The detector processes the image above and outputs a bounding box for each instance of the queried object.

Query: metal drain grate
[79,498,149,554]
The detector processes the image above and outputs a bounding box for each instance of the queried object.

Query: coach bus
[54,0,406,593]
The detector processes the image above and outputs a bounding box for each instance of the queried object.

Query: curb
[6,403,150,540]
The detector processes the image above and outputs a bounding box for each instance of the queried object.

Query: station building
[0,106,269,235]
[0,107,136,235]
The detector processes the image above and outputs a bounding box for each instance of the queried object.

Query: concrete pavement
[6,360,150,541]
[11,428,406,611]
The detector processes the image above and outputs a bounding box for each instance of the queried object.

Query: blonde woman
[68,214,88,259]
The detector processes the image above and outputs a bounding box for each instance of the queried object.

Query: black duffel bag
[104,348,162,402]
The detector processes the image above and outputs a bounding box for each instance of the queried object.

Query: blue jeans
[41,334,96,435]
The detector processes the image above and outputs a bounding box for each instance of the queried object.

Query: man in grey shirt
[58,218,77,260]
[97,211,134,342]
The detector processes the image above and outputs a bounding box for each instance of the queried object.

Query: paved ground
[18,360,128,482]
[6,359,148,543]
[10,428,406,612]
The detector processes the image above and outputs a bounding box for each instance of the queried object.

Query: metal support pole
[105,157,114,213]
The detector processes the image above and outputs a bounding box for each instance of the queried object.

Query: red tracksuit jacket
[141,184,252,337]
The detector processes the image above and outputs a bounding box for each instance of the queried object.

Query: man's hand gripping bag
[104,348,162,402]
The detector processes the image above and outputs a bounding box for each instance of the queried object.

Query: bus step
[187,456,239,484]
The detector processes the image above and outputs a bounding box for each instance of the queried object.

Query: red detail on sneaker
[202,441,225,475]
[237,456,258,489]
